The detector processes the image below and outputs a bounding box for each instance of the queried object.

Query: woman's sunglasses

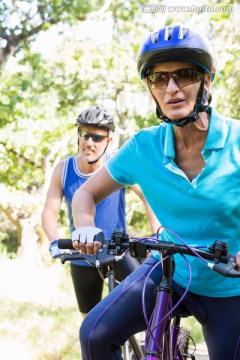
[147,68,205,90]
[79,130,109,143]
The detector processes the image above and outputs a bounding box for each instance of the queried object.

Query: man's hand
[71,226,104,254]
[49,240,69,258]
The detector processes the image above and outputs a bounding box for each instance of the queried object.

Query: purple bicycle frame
[143,254,185,360]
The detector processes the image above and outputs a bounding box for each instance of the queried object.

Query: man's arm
[131,184,161,234]
[42,161,65,243]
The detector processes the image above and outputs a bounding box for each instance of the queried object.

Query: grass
[0,254,81,359]
[0,254,204,359]
[0,300,81,359]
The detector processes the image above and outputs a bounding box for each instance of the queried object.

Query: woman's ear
[204,74,212,104]
[204,73,211,90]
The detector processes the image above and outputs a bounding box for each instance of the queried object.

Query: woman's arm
[71,166,122,253]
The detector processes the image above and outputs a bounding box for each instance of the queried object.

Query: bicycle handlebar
[58,238,129,267]
[58,239,75,250]
[58,237,240,278]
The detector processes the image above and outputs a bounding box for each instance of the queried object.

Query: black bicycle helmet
[75,106,115,131]
[137,24,217,127]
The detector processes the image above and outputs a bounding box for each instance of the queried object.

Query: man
[42,105,159,319]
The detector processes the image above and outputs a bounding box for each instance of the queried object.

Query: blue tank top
[62,155,126,265]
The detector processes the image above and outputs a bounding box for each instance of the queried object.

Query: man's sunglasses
[147,68,205,90]
[79,130,109,143]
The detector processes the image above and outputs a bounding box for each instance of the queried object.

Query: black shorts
[70,254,139,313]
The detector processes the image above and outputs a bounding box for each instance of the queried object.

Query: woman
[71,25,240,360]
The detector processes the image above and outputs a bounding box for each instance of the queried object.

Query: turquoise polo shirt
[106,108,240,297]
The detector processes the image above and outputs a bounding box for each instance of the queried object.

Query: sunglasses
[147,68,205,90]
[79,130,109,143]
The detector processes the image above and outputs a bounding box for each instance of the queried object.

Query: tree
[0,0,153,257]
[0,0,106,257]
[208,0,240,119]
[0,0,239,258]
[0,0,105,66]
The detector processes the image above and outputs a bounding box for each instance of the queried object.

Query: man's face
[78,125,110,163]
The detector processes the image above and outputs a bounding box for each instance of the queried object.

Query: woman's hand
[71,226,104,254]
[236,251,240,271]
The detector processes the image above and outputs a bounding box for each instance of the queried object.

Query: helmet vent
[75,106,115,131]
[152,31,159,43]
[178,27,188,39]
[164,27,173,41]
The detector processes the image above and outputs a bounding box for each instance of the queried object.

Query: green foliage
[0,0,106,65]
[126,188,152,236]
[0,48,79,189]
[182,316,204,345]
[214,52,240,119]
[208,1,240,119]
[0,227,19,258]
[135,112,162,130]
[0,0,239,256]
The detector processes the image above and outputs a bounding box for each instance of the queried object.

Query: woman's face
[148,61,211,122]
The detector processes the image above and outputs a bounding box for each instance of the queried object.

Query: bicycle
[58,228,240,360]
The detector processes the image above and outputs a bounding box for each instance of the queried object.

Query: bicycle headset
[75,106,115,164]
[137,24,217,127]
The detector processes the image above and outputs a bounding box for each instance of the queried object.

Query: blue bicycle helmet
[137,25,217,127]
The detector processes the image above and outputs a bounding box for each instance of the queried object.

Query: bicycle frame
[143,253,187,360]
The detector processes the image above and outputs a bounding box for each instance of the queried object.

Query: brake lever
[208,254,240,278]
[61,239,124,266]
[61,253,96,265]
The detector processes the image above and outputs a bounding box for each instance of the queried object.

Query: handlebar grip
[212,264,240,277]
[210,254,240,278]
[58,239,74,250]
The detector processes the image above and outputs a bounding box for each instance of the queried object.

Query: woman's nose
[165,77,180,94]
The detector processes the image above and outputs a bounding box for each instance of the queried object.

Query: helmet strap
[87,142,109,164]
[77,128,110,164]
[149,78,211,127]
